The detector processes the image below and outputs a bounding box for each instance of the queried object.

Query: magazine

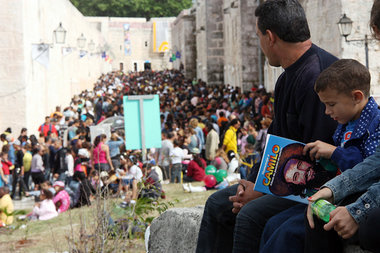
[253,134,338,204]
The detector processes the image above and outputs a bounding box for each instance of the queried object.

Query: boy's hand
[324,207,359,239]
[306,188,334,229]
[303,141,336,160]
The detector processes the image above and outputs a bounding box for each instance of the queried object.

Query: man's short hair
[167,132,174,139]
[315,59,370,98]
[255,0,310,43]
[230,119,239,126]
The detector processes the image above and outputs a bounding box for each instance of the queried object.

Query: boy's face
[318,88,362,124]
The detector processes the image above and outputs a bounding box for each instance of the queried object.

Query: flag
[79,50,87,58]
[62,47,73,56]
[31,43,49,69]
[176,51,181,59]
[153,21,170,52]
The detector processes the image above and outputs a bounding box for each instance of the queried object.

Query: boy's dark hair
[371,0,380,39]
[255,0,310,43]
[315,59,370,98]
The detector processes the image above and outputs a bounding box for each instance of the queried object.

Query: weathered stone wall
[195,0,207,81]
[0,0,107,136]
[223,0,242,88]
[196,0,224,86]
[223,0,261,91]
[171,8,197,80]
[263,0,380,95]
[206,0,224,86]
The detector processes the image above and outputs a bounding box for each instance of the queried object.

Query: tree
[70,0,193,20]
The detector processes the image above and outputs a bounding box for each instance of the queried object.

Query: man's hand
[307,187,334,229]
[303,141,336,161]
[228,179,263,214]
[324,207,359,239]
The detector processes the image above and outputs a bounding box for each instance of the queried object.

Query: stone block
[148,207,204,253]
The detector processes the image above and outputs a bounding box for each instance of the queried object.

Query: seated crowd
[0,66,273,225]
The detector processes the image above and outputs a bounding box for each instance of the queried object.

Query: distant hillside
[70,0,193,19]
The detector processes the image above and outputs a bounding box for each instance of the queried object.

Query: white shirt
[124,164,143,182]
[170,147,185,164]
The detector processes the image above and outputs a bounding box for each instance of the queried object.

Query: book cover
[253,134,337,204]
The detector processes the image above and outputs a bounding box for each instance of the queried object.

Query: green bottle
[311,199,336,223]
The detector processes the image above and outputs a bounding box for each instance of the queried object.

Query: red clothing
[1,160,12,175]
[187,159,206,181]
[261,104,273,118]
[38,123,58,137]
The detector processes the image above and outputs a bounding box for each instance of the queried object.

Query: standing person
[169,139,184,183]
[38,116,58,137]
[51,139,68,182]
[158,132,174,183]
[31,145,46,188]
[189,118,205,151]
[91,134,114,173]
[205,123,220,162]
[222,119,240,155]
[107,132,124,170]
[17,128,28,144]
[196,1,337,252]
[11,140,27,200]
[22,144,32,191]
[1,151,12,188]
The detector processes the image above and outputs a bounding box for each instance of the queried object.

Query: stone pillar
[171,9,197,80]
[223,0,261,91]
[196,0,224,86]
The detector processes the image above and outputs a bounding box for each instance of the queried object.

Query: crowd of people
[0,52,274,226]
[1,0,379,252]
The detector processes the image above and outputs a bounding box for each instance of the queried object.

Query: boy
[306,2,380,252]
[260,59,380,253]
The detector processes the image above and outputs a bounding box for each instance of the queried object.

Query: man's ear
[352,90,365,104]
[266,29,276,46]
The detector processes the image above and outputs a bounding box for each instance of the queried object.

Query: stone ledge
[148,206,204,253]
[148,206,372,253]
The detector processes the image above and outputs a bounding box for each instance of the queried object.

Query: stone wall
[0,0,107,136]
[264,0,380,94]
[87,17,175,73]
[223,0,261,91]
[196,0,224,86]
[171,8,197,80]
[195,0,207,81]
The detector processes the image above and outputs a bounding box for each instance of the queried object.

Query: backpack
[40,123,52,134]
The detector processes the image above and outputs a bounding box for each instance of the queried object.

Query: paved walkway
[13,197,35,210]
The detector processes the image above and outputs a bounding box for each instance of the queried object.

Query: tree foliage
[70,0,193,20]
